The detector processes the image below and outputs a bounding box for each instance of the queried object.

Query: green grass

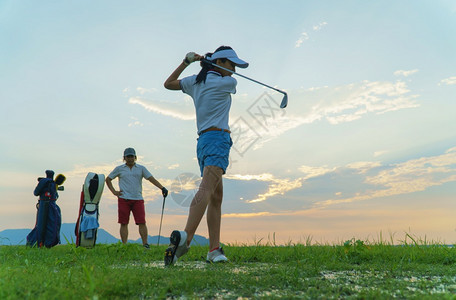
[1,237,456,299]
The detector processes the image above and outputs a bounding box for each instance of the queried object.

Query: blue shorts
[197,131,233,177]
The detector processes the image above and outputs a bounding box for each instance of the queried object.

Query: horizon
[2,222,452,246]
[1,1,455,245]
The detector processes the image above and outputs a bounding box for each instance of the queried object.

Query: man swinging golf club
[163,46,248,265]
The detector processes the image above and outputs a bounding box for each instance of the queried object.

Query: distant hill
[0,223,209,246]
[0,229,30,246]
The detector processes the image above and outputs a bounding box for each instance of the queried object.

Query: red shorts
[118,198,146,225]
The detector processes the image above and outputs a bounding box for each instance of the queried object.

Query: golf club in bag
[157,195,167,246]
[202,59,288,108]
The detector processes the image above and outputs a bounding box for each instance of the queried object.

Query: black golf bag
[75,172,105,248]
[26,170,66,248]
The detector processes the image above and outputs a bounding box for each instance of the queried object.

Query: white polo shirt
[108,163,152,200]
[180,71,237,135]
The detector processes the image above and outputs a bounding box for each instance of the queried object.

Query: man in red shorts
[106,148,168,248]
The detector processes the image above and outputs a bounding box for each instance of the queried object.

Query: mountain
[0,223,209,246]
[0,224,119,246]
[60,223,120,244]
[0,229,30,246]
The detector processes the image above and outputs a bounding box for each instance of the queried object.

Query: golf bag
[75,172,105,248]
[26,170,66,248]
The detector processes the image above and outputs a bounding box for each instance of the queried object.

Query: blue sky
[1,1,455,244]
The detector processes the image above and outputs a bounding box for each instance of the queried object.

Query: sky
[1,0,455,245]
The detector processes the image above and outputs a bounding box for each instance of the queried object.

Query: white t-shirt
[108,164,152,200]
[180,71,237,134]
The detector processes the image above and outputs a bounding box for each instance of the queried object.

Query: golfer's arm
[164,62,187,90]
[105,177,117,194]
[147,176,164,190]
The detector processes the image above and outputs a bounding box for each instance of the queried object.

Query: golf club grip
[201,59,286,96]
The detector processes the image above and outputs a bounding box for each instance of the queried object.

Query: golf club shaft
[202,59,287,96]
[157,196,166,246]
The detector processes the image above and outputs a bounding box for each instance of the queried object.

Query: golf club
[202,59,288,108]
[157,195,166,246]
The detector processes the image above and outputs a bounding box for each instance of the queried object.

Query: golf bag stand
[75,172,105,248]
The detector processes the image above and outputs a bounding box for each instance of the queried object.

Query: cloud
[229,107,293,156]
[128,117,143,127]
[273,79,417,129]
[56,147,456,226]
[295,21,327,48]
[124,86,195,121]
[127,78,418,157]
[224,147,456,211]
[299,80,419,125]
[128,97,195,121]
[132,79,418,131]
[312,21,328,31]
[374,150,388,157]
[225,173,302,203]
[298,165,335,179]
[226,79,419,158]
[394,69,419,77]
[128,121,143,127]
[295,32,309,48]
[224,162,372,205]
[167,163,180,170]
[315,147,456,208]
[439,76,456,86]
[136,87,157,95]
[226,173,275,182]
[249,178,302,203]
[64,163,119,178]
[223,212,273,218]
[346,161,382,174]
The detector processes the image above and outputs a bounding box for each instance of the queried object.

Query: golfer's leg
[138,224,148,245]
[207,172,223,250]
[118,198,130,244]
[120,224,128,243]
[132,200,148,245]
[184,166,222,245]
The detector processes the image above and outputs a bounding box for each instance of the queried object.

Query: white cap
[210,49,249,68]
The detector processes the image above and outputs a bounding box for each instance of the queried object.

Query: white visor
[210,49,249,68]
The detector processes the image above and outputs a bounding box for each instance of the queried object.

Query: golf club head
[280,93,288,108]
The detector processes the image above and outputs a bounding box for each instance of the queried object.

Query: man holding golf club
[106,147,168,248]
[163,46,248,265]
